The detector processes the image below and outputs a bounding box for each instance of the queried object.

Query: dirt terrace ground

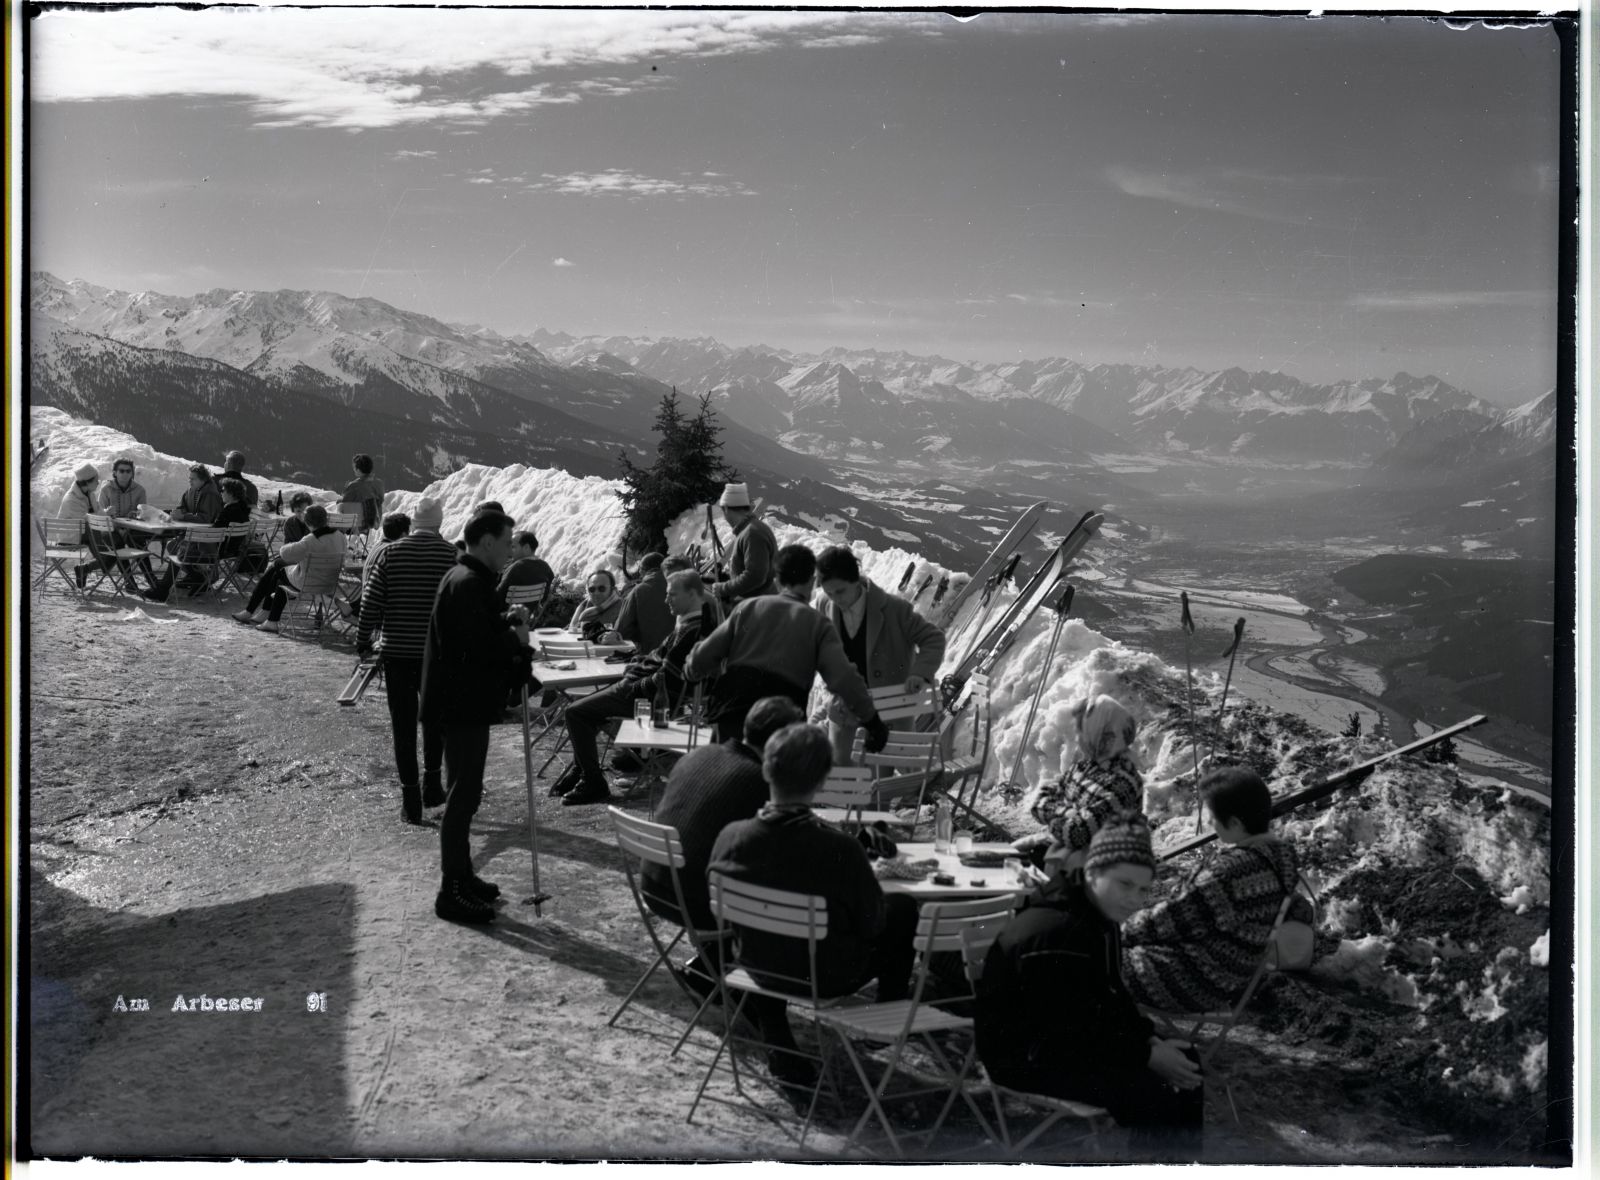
[24,583,1549,1163]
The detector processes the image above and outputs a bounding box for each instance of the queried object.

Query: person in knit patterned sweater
[1026,694,1145,873]
[1123,766,1301,1014]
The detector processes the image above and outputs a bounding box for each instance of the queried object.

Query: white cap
[718,482,752,509]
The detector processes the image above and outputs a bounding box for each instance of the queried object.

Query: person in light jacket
[812,545,947,765]
[96,458,147,519]
[227,505,347,629]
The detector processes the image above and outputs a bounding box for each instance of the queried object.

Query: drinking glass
[954,830,974,855]
[633,700,652,725]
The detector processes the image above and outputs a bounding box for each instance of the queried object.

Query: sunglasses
[586,584,609,593]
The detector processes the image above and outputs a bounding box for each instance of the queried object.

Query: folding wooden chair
[504,581,549,618]
[279,548,357,645]
[35,516,88,600]
[815,897,1017,1157]
[212,522,257,599]
[605,808,731,1048]
[853,687,943,833]
[811,766,911,832]
[957,923,1113,1155]
[82,514,154,600]
[165,525,227,597]
[687,873,865,1145]
[531,635,623,773]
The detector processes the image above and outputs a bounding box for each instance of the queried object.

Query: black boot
[401,784,422,825]
[422,775,446,809]
[434,877,494,924]
[466,874,501,901]
[547,762,583,797]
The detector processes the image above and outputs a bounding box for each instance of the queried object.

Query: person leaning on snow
[340,452,386,532]
[567,568,623,641]
[1122,766,1306,1014]
[685,542,891,750]
[975,814,1205,1162]
[1022,693,1146,872]
[710,482,777,606]
[811,544,946,766]
[420,510,535,925]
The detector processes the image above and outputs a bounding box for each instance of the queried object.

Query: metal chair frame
[35,516,87,601]
[82,514,154,600]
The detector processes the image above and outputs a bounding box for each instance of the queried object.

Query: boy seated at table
[549,569,719,807]
[707,722,919,1093]
[976,814,1204,1162]
[1122,766,1305,1015]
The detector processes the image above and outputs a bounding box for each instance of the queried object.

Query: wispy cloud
[526,169,756,198]
[551,257,576,268]
[31,9,930,130]
[1348,290,1551,311]
[391,149,437,160]
[1105,165,1321,225]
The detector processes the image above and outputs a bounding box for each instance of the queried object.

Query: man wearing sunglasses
[97,459,147,519]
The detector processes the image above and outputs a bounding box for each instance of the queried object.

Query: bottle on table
[651,678,671,728]
[934,799,954,854]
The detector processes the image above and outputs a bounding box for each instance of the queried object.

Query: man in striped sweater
[358,497,459,824]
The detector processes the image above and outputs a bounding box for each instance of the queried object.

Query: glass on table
[953,830,974,855]
[633,700,653,725]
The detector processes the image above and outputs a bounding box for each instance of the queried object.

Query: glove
[357,644,374,662]
[856,821,899,861]
[862,714,891,754]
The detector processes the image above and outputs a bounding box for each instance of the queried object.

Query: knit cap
[1085,812,1155,873]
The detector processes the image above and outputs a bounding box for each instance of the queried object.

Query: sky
[27,9,1564,405]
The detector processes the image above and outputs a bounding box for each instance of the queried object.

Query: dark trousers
[997,1050,1204,1161]
[246,564,293,621]
[383,657,442,790]
[564,679,646,789]
[439,724,490,881]
[745,892,921,1054]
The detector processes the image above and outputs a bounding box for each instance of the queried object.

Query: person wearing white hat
[58,464,102,589]
[714,482,777,605]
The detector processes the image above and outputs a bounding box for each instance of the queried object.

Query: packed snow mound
[29,407,331,525]
[384,463,629,587]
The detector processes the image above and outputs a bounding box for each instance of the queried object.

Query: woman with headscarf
[1027,693,1145,874]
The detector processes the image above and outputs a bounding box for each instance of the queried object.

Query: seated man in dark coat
[642,696,806,984]
[496,530,557,613]
[975,815,1205,1162]
[608,552,674,654]
[707,722,919,1089]
[552,569,717,806]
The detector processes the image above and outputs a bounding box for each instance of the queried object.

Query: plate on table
[956,850,1013,868]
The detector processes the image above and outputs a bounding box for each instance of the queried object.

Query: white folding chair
[605,808,731,1049]
[35,516,88,600]
[853,687,943,833]
[815,897,1017,1157]
[211,523,256,599]
[687,873,864,1145]
[165,525,227,597]
[811,766,910,832]
[957,923,1113,1155]
[82,514,154,600]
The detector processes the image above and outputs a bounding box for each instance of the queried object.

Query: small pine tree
[616,387,737,554]
[1342,713,1362,739]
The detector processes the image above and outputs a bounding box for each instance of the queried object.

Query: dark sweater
[616,570,674,653]
[419,553,531,726]
[708,806,887,997]
[642,739,770,930]
[497,556,557,611]
[976,882,1155,1089]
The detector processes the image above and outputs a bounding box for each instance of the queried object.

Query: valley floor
[25,586,1558,1164]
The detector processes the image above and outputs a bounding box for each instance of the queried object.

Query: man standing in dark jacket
[708,722,919,1089]
[710,482,777,606]
[359,497,459,824]
[420,510,533,924]
[553,570,717,806]
[686,544,891,749]
[975,816,1204,1160]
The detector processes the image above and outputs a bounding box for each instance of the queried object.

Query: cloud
[1348,290,1551,311]
[1105,165,1316,225]
[526,169,755,198]
[391,149,437,160]
[31,9,930,130]
[466,177,496,185]
[551,257,576,268]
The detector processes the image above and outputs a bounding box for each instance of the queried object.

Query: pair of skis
[942,508,1107,714]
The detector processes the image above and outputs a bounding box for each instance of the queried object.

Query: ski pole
[521,682,552,915]
[1002,584,1074,798]
[1207,618,1246,766]
[1179,592,1204,833]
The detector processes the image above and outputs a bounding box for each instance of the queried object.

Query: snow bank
[30,407,332,524]
[384,463,628,587]
[1528,931,1549,968]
